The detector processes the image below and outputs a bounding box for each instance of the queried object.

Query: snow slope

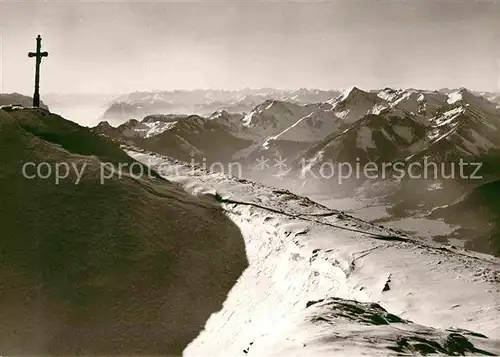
[128,149,500,357]
[267,103,343,143]
[238,100,316,138]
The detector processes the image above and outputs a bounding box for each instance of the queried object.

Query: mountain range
[93,86,500,172]
[98,88,342,124]
[91,86,500,255]
[299,87,500,173]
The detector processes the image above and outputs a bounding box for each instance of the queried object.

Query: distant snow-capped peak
[447,88,474,104]
[324,86,386,123]
[328,86,369,104]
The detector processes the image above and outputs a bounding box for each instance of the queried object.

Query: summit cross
[28,35,49,108]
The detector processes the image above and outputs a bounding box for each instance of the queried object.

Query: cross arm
[28,51,49,58]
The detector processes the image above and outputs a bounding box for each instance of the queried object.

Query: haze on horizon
[1,0,499,96]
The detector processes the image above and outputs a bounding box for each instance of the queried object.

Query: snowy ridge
[378,88,448,118]
[123,120,179,138]
[127,149,500,357]
[409,98,500,160]
[94,114,206,140]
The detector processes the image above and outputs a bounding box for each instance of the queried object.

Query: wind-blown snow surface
[128,150,500,356]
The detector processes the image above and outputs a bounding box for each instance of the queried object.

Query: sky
[0,0,499,95]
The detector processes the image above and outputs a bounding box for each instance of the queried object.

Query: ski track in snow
[126,147,500,356]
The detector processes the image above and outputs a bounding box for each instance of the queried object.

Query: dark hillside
[0,108,247,354]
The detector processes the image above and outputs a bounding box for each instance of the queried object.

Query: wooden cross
[28,35,48,108]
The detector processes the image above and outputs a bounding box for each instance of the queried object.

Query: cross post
[28,35,48,107]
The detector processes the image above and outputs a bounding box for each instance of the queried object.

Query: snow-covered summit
[446,88,500,115]
[338,86,368,101]
[323,87,387,124]
[238,100,315,138]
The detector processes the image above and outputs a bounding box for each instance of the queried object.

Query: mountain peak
[209,109,230,120]
[262,98,276,105]
[261,98,282,107]
[341,86,366,100]
[457,87,475,97]
[142,114,187,124]
[382,87,397,93]
[447,87,477,104]
[96,120,113,128]
[326,86,366,105]
[122,119,140,127]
